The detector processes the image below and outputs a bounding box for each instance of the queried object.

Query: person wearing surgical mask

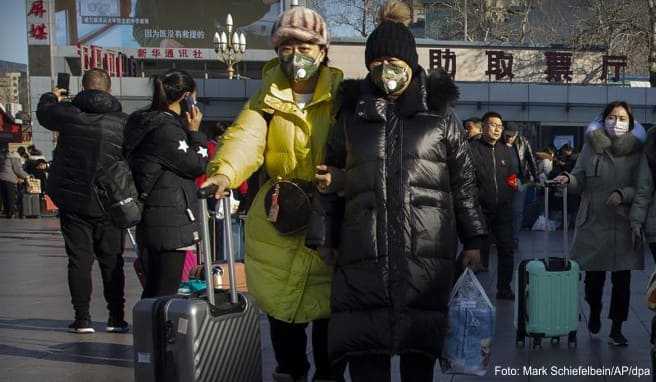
[313,1,486,380]
[202,6,342,382]
[553,101,646,348]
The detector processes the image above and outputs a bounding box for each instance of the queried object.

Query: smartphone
[184,94,197,112]
[56,73,70,94]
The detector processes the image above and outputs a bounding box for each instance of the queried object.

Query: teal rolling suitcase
[514,182,580,349]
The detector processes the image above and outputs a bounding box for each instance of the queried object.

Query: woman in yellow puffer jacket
[202,6,343,382]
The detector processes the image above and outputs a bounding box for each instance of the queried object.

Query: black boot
[608,320,628,346]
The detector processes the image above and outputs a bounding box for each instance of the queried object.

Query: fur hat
[365,1,418,70]
[271,7,329,48]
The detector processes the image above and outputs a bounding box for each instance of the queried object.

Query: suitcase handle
[543,257,571,272]
[543,183,569,259]
[197,185,219,199]
[197,186,233,306]
[218,195,239,305]
[198,187,217,306]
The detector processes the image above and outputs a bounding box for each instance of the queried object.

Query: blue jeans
[512,188,527,244]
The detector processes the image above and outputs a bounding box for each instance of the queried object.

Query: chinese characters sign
[135,48,206,60]
[601,56,627,83]
[402,47,609,84]
[429,49,457,79]
[76,45,214,77]
[143,29,207,40]
[27,0,50,46]
[544,52,573,83]
[485,51,514,81]
[82,16,150,25]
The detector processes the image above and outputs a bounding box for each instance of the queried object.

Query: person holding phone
[124,69,209,298]
[36,69,129,334]
[202,6,342,381]
[57,73,71,96]
[553,101,646,347]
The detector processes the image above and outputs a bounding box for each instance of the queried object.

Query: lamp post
[213,14,247,80]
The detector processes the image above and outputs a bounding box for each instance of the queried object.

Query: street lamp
[213,14,247,79]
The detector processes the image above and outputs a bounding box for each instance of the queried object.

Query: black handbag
[94,159,142,229]
[264,177,315,235]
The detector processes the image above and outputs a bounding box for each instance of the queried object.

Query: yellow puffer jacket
[208,59,343,323]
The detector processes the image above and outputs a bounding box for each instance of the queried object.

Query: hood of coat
[337,66,459,120]
[123,109,180,156]
[72,90,122,114]
[585,118,646,156]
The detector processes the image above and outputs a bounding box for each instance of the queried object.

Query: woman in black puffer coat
[124,70,209,298]
[314,2,487,381]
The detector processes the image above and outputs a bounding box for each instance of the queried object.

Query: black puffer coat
[124,110,208,251]
[469,139,515,212]
[324,68,487,362]
[36,90,126,216]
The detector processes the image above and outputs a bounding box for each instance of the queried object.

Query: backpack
[94,158,142,229]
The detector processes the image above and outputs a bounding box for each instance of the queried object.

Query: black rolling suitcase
[133,188,262,382]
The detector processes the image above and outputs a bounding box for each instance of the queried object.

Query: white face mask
[605,119,630,137]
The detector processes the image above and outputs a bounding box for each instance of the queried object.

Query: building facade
[24,0,656,159]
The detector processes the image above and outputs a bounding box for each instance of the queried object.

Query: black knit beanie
[365,20,418,71]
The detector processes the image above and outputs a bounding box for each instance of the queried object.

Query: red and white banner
[74,45,216,62]
[77,45,126,77]
[26,0,51,46]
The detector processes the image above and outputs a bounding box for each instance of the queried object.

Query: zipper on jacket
[180,186,195,222]
[492,145,499,205]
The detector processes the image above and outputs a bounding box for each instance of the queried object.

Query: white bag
[531,215,559,232]
[441,268,495,376]
[215,193,240,219]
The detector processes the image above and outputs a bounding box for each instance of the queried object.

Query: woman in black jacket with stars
[314,1,487,381]
[124,70,209,298]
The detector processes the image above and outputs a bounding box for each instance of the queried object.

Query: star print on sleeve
[196,146,208,158]
[178,140,189,153]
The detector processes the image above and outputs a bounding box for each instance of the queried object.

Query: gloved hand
[462,249,481,269]
[631,223,644,252]
[318,247,338,266]
[605,191,623,207]
[315,165,345,194]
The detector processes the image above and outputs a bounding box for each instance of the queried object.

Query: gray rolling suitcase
[133,188,261,382]
[22,193,40,218]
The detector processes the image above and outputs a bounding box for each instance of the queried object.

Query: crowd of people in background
[0,144,49,219]
[25,0,656,380]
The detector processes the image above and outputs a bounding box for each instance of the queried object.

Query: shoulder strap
[139,168,165,202]
[261,110,273,125]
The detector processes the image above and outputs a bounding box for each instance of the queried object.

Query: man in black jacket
[37,69,128,333]
[502,125,538,248]
[464,117,483,141]
[470,111,517,300]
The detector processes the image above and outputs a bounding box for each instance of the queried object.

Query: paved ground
[0,218,654,381]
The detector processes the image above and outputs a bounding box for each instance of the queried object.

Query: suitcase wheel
[567,331,577,348]
[532,337,542,349]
